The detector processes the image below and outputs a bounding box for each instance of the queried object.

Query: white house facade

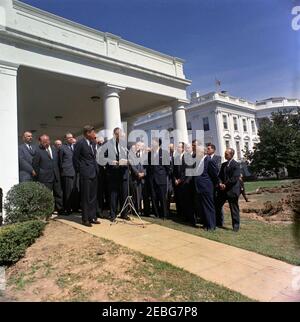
[0,0,192,204]
[134,91,300,161]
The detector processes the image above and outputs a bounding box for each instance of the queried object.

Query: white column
[102,84,125,140]
[215,110,225,159]
[0,63,19,216]
[172,102,188,143]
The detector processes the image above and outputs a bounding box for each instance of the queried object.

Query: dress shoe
[90,219,101,224]
[109,216,116,223]
[82,221,92,227]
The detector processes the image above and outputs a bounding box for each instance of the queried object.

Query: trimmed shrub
[4,182,54,224]
[0,220,46,266]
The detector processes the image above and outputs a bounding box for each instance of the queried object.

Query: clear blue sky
[20,0,299,101]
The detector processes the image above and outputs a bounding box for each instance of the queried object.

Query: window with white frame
[203,117,210,131]
[242,119,247,132]
[233,116,238,131]
[244,141,249,150]
[251,120,256,133]
[236,141,241,159]
[223,115,228,130]
[225,140,230,148]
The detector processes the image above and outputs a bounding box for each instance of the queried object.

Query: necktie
[90,142,95,156]
[46,148,52,159]
[116,141,119,161]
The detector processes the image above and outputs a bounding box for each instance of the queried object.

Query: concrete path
[57,215,300,302]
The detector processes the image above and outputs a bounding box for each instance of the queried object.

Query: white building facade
[134,91,300,161]
[0,0,191,205]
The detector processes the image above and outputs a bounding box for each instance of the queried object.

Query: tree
[246,109,300,179]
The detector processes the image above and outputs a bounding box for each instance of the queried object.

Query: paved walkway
[57,215,300,302]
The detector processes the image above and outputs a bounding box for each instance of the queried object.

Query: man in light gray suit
[18,131,37,182]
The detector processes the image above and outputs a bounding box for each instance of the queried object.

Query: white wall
[0,63,19,210]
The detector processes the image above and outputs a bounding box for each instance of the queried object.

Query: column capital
[169,98,190,109]
[0,61,19,76]
[101,83,126,97]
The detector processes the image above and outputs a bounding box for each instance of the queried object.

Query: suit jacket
[130,152,146,184]
[147,148,170,186]
[59,144,75,177]
[194,156,219,194]
[218,159,241,198]
[73,138,98,179]
[32,145,60,183]
[211,154,222,172]
[173,154,186,183]
[183,152,197,185]
[19,143,36,182]
[104,138,128,181]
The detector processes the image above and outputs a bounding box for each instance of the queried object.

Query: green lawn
[146,214,300,266]
[244,179,296,193]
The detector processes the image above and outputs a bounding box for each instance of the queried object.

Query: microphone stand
[117,145,145,228]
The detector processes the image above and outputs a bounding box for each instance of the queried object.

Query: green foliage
[0,220,46,266]
[246,109,300,178]
[4,182,54,224]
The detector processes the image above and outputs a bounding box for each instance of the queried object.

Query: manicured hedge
[4,182,54,224]
[0,220,46,266]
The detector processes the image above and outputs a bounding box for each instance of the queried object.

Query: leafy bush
[4,182,54,224]
[0,220,46,266]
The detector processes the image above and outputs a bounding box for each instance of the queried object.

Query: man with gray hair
[59,133,77,215]
[216,148,241,232]
[18,131,37,182]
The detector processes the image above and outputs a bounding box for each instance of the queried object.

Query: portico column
[102,84,125,139]
[172,102,189,143]
[0,63,19,217]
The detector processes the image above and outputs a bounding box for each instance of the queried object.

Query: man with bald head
[216,148,241,232]
[32,134,64,215]
[19,131,37,182]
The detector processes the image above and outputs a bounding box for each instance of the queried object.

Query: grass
[145,214,300,266]
[130,255,254,302]
[244,179,296,193]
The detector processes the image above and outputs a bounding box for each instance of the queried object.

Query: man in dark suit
[32,134,63,214]
[206,143,222,171]
[104,127,130,222]
[173,142,186,217]
[216,148,241,232]
[167,143,175,215]
[59,132,77,215]
[130,141,147,215]
[95,136,106,217]
[148,138,170,219]
[181,141,198,225]
[193,149,219,231]
[206,143,223,224]
[73,125,100,227]
[19,131,37,182]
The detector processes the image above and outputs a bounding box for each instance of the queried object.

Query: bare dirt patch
[3,221,143,302]
[236,181,300,223]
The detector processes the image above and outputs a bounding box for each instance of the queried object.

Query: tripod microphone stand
[117,146,145,228]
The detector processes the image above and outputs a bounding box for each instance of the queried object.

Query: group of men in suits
[18,126,242,231]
